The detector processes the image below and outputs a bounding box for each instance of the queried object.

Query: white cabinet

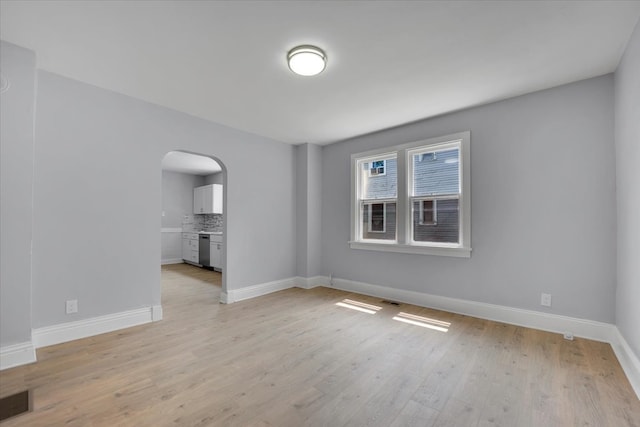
[182,233,199,264]
[193,184,223,214]
[193,186,208,214]
[209,234,223,270]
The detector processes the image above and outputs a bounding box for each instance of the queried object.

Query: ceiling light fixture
[287,45,326,76]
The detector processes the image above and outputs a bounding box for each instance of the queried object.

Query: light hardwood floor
[1,263,639,426]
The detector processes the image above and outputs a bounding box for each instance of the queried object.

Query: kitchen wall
[20,64,296,330]
[161,170,204,264]
[162,170,204,228]
[0,41,35,351]
[614,20,640,358]
[321,74,616,323]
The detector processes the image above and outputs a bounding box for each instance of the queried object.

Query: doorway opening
[160,151,227,308]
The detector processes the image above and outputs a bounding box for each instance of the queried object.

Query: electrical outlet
[66,299,78,314]
[563,332,574,341]
[541,293,552,307]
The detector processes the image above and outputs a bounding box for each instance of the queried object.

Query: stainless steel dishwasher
[199,234,211,268]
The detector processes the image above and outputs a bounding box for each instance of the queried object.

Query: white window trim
[350,131,471,258]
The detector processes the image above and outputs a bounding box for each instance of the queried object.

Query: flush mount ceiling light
[287,45,326,76]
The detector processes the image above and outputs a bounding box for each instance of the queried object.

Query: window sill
[349,241,471,258]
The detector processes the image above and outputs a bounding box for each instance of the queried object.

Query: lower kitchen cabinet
[182,233,199,264]
[210,235,223,270]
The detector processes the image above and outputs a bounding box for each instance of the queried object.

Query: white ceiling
[161,151,221,175]
[2,1,639,145]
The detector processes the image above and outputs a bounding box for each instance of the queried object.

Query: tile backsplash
[182,214,223,232]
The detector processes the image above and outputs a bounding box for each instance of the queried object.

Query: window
[368,160,386,176]
[350,131,471,257]
[356,153,397,241]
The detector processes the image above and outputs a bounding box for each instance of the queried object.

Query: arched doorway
[160,151,227,308]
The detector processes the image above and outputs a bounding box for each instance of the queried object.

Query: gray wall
[0,42,35,347]
[322,75,617,323]
[307,143,323,277]
[27,69,296,329]
[161,170,204,228]
[295,143,323,278]
[614,21,640,357]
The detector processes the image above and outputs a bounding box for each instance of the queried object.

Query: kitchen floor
[161,263,222,310]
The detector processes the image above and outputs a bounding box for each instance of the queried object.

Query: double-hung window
[350,131,471,257]
[356,153,397,241]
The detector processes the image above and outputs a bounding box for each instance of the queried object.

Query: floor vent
[0,390,31,421]
[381,300,401,306]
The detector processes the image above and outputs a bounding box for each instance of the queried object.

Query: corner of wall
[611,327,640,399]
[0,341,36,371]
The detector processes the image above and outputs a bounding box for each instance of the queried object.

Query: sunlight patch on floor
[336,299,382,314]
[392,312,450,332]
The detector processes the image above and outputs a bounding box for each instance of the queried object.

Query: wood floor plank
[0,263,638,426]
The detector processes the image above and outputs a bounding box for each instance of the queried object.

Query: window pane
[420,200,436,225]
[362,202,396,240]
[412,148,459,196]
[413,199,458,243]
[361,157,397,199]
[370,203,385,232]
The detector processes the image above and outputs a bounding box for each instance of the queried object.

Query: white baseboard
[32,306,157,348]
[611,327,640,398]
[224,277,297,303]
[0,341,36,371]
[294,275,329,290]
[330,277,615,342]
[161,258,183,265]
[222,275,329,303]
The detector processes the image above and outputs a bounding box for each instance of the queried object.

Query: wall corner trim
[32,306,156,349]
[220,292,229,304]
[152,305,163,322]
[294,276,329,290]
[0,341,37,371]
[611,327,640,399]
[161,259,184,265]
[223,276,331,303]
[224,277,297,303]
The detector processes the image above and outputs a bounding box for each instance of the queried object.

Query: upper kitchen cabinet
[194,184,223,214]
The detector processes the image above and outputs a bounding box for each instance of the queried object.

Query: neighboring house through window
[369,160,386,176]
[419,200,437,225]
[350,131,471,257]
[368,203,386,233]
